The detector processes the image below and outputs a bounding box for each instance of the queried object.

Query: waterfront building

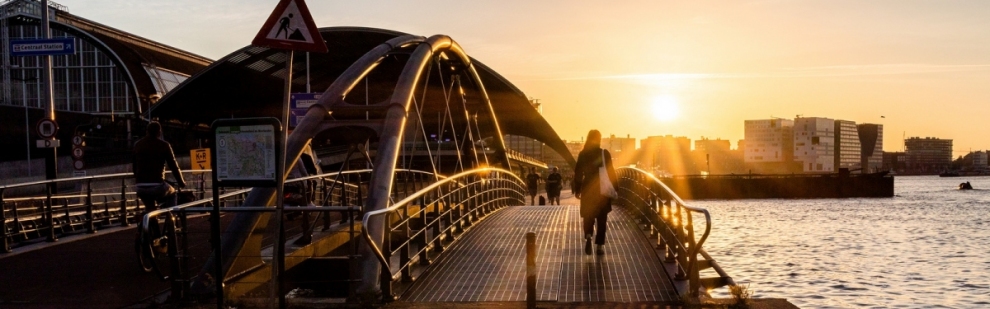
[0,0,210,179]
[904,137,952,173]
[692,137,741,174]
[834,120,860,171]
[972,151,988,172]
[882,151,907,174]
[640,135,691,175]
[743,119,797,173]
[793,117,835,173]
[694,137,730,153]
[857,123,884,173]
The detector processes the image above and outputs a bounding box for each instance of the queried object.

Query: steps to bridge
[402,205,679,303]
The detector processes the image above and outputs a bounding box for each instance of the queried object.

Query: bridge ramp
[403,204,678,303]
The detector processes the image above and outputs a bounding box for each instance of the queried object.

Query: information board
[211,118,282,187]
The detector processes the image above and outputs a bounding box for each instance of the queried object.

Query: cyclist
[133,121,185,221]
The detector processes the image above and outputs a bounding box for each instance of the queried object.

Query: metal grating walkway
[402,204,679,302]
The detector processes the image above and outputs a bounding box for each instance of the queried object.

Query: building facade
[834,120,860,170]
[857,123,884,173]
[793,117,835,172]
[905,137,952,173]
[743,119,793,163]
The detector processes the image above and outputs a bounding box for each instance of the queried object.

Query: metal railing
[1,170,210,252]
[362,167,526,300]
[615,166,734,298]
[138,168,457,302]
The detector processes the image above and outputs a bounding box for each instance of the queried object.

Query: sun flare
[651,95,680,122]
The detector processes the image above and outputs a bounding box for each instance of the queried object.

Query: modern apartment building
[905,137,952,173]
[834,120,861,170]
[857,124,884,172]
[743,119,793,163]
[794,117,835,172]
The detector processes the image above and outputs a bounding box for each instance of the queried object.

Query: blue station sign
[10,38,76,56]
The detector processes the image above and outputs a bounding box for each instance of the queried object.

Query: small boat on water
[959,181,973,190]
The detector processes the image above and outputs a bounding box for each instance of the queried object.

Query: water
[693,176,990,308]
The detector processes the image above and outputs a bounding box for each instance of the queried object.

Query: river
[693,175,990,308]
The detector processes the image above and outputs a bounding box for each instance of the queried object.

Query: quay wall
[659,174,894,200]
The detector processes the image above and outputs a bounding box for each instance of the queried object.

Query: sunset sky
[59,0,990,154]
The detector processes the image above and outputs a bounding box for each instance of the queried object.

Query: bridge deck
[403,203,679,303]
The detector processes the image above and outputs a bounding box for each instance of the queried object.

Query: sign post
[250,1,326,308]
[209,118,282,309]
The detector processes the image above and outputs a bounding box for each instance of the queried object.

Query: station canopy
[151,27,574,167]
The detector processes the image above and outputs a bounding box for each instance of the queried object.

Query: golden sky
[66,0,990,154]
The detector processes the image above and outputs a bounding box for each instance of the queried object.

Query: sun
[650,95,680,122]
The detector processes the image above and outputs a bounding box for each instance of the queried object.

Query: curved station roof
[151,27,575,166]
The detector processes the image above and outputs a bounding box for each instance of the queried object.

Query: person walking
[573,130,617,255]
[546,167,562,205]
[526,167,540,205]
[133,121,185,221]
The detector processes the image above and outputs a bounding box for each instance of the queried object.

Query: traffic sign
[10,38,76,56]
[251,0,327,53]
[72,147,84,159]
[191,148,211,170]
[72,135,85,147]
[289,93,320,127]
[73,159,85,170]
[36,139,60,148]
[36,118,58,138]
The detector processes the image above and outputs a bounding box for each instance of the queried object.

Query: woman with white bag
[572,129,618,255]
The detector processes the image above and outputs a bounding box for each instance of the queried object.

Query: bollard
[526,232,536,309]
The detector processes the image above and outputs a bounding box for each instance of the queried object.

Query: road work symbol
[251,0,327,53]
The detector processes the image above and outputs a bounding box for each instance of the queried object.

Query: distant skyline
[56,0,990,154]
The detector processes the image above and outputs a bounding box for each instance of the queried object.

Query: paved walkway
[402,192,679,303]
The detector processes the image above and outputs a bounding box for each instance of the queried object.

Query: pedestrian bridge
[1,27,736,308]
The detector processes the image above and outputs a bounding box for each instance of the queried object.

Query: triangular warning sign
[252,0,328,53]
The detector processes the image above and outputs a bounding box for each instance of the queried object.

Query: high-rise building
[743,119,793,163]
[834,120,861,170]
[694,138,731,153]
[972,151,988,172]
[857,124,884,173]
[905,137,952,173]
[602,134,637,166]
[794,117,835,172]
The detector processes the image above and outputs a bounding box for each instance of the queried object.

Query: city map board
[211,118,282,187]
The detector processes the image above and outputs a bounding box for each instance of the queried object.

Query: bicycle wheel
[149,215,176,280]
[136,220,161,273]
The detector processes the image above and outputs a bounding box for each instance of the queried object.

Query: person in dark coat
[526,167,541,205]
[546,167,562,205]
[572,129,617,255]
[133,121,185,221]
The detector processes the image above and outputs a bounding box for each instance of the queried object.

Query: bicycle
[135,180,184,280]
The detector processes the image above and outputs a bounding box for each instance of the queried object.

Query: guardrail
[615,167,734,298]
[139,168,455,302]
[1,170,211,252]
[362,167,526,300]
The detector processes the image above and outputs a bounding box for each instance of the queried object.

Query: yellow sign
[191,148,211,170]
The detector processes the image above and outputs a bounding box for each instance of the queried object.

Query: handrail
[619,166,712,251]
[361,167,523,280]
[0,170,212,190]
[616,166,731,297]
[140,168,388,232]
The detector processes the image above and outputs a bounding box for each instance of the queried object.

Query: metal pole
[273,49,293,309]
[526,232,536,309]
[211,182,223,308]
[41,0,57,186]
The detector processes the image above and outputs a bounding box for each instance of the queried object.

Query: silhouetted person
[526,167,540,205]
[573,129,616,255]
[546,167,562,205]
[276,13,294,39]
[133,121,185,222]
